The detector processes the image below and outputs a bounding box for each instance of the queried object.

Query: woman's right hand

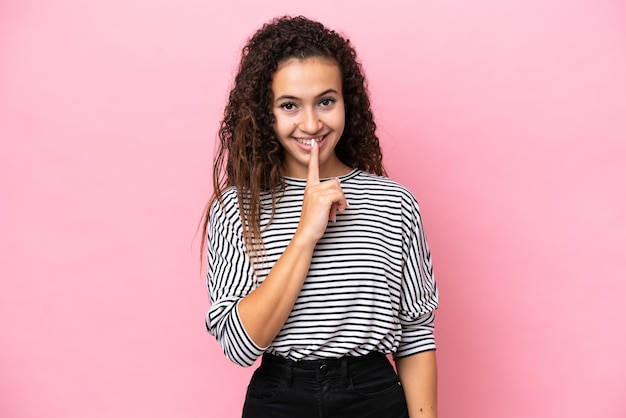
[296,141,349,243]
[238,141,348,348]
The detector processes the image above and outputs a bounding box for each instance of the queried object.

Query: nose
[298,107,322,134]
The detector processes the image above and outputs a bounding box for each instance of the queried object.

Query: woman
[204,15,439,418]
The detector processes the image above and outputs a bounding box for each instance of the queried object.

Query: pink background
[2,1,625,417]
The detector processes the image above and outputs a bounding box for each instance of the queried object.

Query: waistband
[259,352,390,386]
[261,351,386,370]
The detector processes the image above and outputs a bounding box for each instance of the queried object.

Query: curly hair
[202,15,386,261]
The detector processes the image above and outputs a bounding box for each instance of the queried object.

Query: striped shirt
[206,169,438,367]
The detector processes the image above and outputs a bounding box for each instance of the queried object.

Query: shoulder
[209,187,240,224]
[347,170,419,205]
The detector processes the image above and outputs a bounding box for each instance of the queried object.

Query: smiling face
[271,57,351,179]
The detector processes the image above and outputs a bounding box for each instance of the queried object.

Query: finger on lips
[304,140,348,223]
[307,140,320,186]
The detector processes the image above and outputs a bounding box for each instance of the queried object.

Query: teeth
[296,137,323,145]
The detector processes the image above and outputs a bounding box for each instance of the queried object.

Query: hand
[297,141,349,243]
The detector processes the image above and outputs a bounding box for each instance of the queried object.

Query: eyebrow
[274,89,340,102]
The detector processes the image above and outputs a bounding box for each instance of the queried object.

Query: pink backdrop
[2,1,625,417]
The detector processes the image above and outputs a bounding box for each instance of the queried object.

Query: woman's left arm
[396,350,438,418]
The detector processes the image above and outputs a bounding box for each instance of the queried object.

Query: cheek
[329,105,345,128]
[329,111,345,132]
[273,115,293,137]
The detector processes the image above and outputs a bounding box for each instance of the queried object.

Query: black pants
[242,352,409,418]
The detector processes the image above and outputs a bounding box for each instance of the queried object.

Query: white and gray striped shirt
[206,169,438,367]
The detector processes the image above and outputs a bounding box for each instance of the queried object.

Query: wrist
[291,228,318,251]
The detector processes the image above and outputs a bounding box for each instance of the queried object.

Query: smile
[294,136,325,145]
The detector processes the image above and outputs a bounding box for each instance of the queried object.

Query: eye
[319,98,335,107]
[279,102,297,111]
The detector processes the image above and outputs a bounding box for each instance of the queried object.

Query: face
[271,57,348,179]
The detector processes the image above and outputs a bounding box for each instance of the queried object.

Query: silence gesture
[297,140,349,243]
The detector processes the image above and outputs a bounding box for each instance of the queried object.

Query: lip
[293,134,327,151]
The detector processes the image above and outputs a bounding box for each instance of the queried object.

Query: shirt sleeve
[394,190,439,359]
[205,193,266,367]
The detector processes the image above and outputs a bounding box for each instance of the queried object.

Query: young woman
[204,16,439,418]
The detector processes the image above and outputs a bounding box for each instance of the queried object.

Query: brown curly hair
[202,15,387,260]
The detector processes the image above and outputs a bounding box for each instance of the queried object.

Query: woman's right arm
[238,141,347,347]
[207,141,347,364]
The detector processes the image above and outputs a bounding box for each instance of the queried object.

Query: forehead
[272,57,342,95]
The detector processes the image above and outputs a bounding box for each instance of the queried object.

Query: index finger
[307,140,320,185]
